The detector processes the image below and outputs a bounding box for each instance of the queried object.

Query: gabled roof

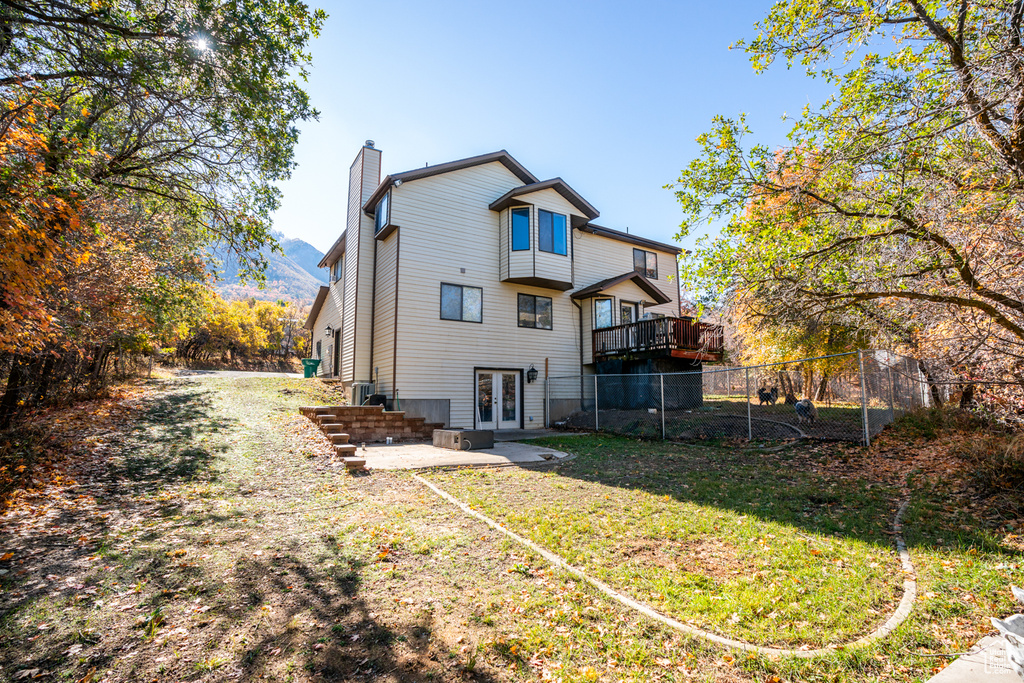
[579,223,682,256]
[570,272,672,305]
[487,178,599,220]
[363,150,538,215]
[303,286,330,330]
[317,231,346,269]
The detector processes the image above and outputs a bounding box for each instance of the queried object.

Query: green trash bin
[301,358,321,378]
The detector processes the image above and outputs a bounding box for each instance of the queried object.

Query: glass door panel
[476,372,495,429]
[500,373,518,428]
[476,371,519,430]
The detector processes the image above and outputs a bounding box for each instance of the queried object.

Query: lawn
[430,436,903,648]
[0,374,1020,683]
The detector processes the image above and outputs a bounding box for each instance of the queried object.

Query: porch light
[325,325,334,337]
[526,364,538,384]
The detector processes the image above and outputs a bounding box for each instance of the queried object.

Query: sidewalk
[926,636,1020,682]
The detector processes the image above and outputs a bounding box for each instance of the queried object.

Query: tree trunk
[917,360,944,406]
[0,355,27,430]
[814,373,830,402]
[32,354,56,405]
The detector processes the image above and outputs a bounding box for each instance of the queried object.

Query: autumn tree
[0,0,325,426]
[672,1,1024,382]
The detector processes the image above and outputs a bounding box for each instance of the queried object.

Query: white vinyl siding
[371,229,399,396]
[389,163,582,429]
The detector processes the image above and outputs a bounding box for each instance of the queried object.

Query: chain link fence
[545,350,1020,444]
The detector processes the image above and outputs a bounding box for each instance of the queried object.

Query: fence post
[726,369,730,396]
[887,366,894,422]
[745,367,752,441]
[858,349,870,446]
[544,378,550,428]
[594,374,599,432]
[660,374,666,440]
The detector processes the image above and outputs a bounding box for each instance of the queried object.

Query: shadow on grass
[528,433,1017,557]
[0,380,499,682]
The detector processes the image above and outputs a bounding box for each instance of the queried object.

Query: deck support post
[745,368,752,441]
[859,349,870,446]
[660,374,666,440]
[544,378,550,428]
[594,374,599,432]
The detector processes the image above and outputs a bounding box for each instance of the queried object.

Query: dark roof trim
[303,286,330,330]
[317,232,346,268]
[488,178,600,220]
[578,223,682,255]
[363,150,539,215]
[570,272,672,305]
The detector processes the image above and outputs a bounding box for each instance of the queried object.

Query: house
[303,141,723,430]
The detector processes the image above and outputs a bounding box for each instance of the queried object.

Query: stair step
[340,457,366,471]
[320,423,347,433]
[328,433,351,445]
[335,444,357,456]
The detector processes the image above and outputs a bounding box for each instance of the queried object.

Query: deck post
[660,374,666,439]
[594,374,599,432]
[858,349,870,446]
[745,367,752,441]
[544,378,550,428]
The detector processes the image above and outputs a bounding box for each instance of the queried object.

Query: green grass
[4,376,1020,683]
[432,435,901,648]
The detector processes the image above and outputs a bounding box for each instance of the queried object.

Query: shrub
[955,435,1024,493]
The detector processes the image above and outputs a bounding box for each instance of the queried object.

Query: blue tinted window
[511,208,529,251]
[552,213,567,255]
[538,209,566,255]
[538,210,553,252]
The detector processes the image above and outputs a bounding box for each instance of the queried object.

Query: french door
[475,370,520,430]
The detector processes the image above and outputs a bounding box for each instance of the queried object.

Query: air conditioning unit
[352,382,376,406]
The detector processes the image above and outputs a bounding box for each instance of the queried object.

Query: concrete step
[340,457,366,471]
[328,433,351,445]
[335,444,357,456]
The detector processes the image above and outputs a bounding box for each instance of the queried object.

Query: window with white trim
[594,298,613,329]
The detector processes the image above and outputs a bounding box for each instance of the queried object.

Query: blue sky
[272,0,834,255]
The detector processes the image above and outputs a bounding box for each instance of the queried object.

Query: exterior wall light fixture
[526,364,538,384]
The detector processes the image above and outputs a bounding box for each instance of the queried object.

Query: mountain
[281,237,328,284]
[212,233,328,304]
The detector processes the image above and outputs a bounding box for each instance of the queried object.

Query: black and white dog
[757,386,779,405]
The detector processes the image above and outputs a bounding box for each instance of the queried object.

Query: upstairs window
[633,248,657,279]
[374,191,390,234]
[518,294,552,329]
[511,207,530,251]
[440,283,483,323]
[331,257,344,283]
[538,209,567,255]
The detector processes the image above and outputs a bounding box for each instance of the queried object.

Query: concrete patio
[345,438,572,470]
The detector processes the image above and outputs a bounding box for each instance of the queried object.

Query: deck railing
[592,317,724,359]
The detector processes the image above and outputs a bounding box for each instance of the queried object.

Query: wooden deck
[593,317,724,361]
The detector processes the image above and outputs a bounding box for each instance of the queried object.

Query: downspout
[573,298,584,410]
